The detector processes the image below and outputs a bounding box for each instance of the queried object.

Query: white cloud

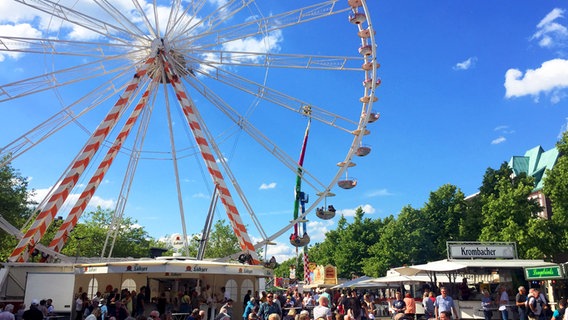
[504,59,568,103]
[259,182,276,190]
[67,25,103,41]
[365,188,393,197]
[266,242,296,262]
[88,195,116,209]
[222,30,283,63]
[494,125,515,135]
[339,204,376,217]
[307,220,334,242]
[192,192,209,199]
[0,23,42,61]
[531,8,568,49]
[453,57,477,71]
[250,235,298,263]
[0,1,44,23]
[30,187,115,211]
[494,125,509,131]
[491,136,506,145]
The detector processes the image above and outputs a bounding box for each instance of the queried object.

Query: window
[122,278,137,292]
[87,278,99,298]
[241,279,254,303]
[225,279,238,301]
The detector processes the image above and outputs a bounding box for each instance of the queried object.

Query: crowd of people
[0,298,56,320]
[2,283,564,320]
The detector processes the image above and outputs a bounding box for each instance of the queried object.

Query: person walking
[434,287,459,320]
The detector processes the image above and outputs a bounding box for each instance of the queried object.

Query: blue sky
[0,0,567,262]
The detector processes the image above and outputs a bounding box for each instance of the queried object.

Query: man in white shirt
[313,296,332,320]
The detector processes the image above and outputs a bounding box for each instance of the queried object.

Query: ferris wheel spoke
[15,0,145,45]
[0,36,144,58]
[172,0,254,42]
[0,56,136,102]
[188,1,350,49]
[128,0,158,39]
[185,75,329,193]
[163,0,183,38]
[189,49,362,71]
[93,0,150,40]
[191,61,359,133]
[165,0,207,41]
[185,75,330,239]
[0,70,148,166]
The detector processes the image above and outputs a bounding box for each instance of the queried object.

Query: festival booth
[75,258,273,320]
[392,242,561,320]
[303,264,338,290]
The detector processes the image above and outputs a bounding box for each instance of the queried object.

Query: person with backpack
[527,288,543,320]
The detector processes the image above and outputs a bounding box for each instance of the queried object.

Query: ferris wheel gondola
[315,192,336,220]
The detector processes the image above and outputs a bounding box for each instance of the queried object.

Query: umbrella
[361,275,422,285]
[332,275,374,289]
[395,260,466,276]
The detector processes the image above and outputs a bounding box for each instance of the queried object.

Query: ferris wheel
[0,0,379,264]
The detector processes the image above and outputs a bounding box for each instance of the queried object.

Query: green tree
[422,184,466,259]
[333,208,381,278]
[308,207,383,278]
[60,207,152,259]
[273,256,302,281]
[543,131,568,260]
[308,216,345,266]
[478,165,543,258]
[0,159,35,261]
[460,195,483,241]
[365,206,432,276]
[204,219,241,258]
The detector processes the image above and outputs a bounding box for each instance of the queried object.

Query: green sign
[525,266,563,279]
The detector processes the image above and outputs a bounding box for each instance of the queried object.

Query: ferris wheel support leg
[160,53,260,264]
[46,85,154,257]
[8,57,156,263]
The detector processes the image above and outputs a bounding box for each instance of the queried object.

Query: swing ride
[0,0,379,263]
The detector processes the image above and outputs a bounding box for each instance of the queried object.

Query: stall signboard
[525,266,564,280]
[448,242,516,259]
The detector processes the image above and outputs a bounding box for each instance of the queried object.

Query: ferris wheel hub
[146,37,192,83]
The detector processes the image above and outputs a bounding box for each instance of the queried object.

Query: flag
[303,247,310,284]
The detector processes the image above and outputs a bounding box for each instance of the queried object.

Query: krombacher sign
[525,266,564,280]
[448,243,516,259]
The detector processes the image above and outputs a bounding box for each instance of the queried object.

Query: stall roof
[332,275,374,289]
[396,260,466,275]
[361,274,463,287]
[395,259,557,275]
[448,259,556,269]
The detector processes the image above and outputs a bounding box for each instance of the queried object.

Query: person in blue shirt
[434,287,459,320]
[481,290,494,320]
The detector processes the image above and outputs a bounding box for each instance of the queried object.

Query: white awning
[395,260,466,276]
[332,275,374,289]
[394,259,557,276]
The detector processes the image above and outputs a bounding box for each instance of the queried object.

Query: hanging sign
[525,266,564,280]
